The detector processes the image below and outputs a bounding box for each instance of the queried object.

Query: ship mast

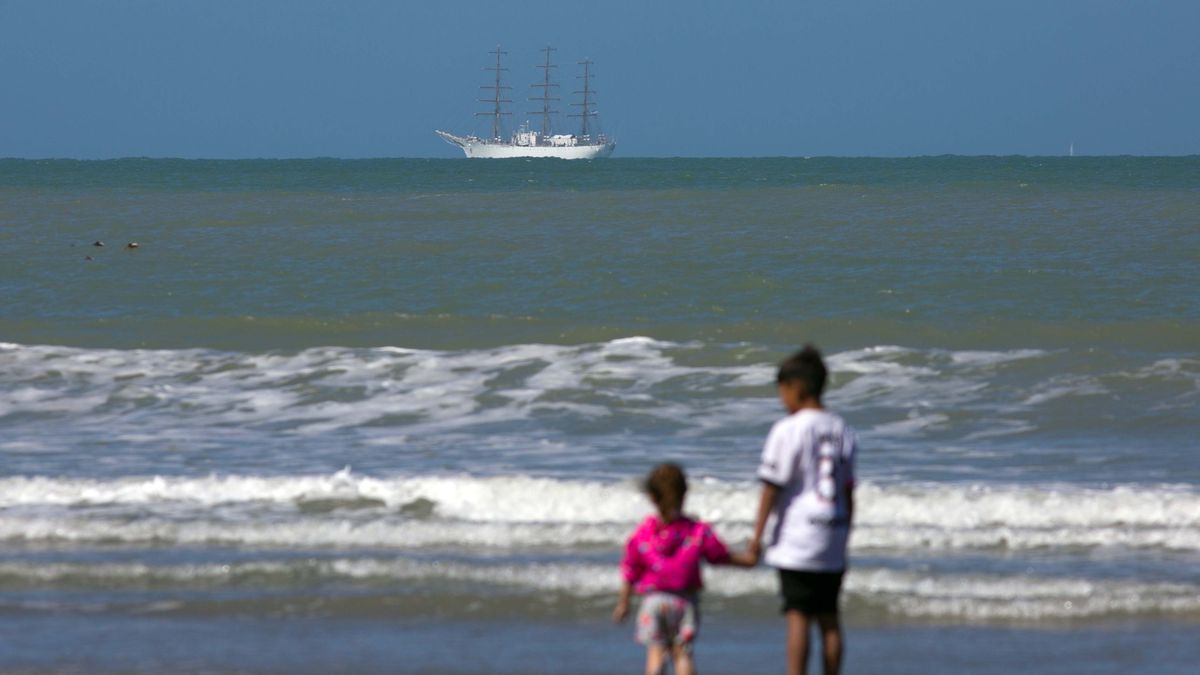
[476,45,512,141]
[528,46,560,137]
[570,59,599,141]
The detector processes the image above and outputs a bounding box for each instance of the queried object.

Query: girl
[613,463,755,675]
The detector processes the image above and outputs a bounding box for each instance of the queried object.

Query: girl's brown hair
[643,462,687,519]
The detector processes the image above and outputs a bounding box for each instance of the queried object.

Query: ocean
[1,157,1198,673]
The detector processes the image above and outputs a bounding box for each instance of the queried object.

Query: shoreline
[4,614,1198,674]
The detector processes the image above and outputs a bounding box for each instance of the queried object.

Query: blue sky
[2,0,1197,158]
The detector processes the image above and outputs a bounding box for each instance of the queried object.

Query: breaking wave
[1,472,1197,553]
[2,339,1196,483]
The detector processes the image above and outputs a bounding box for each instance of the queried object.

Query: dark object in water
[84,255,94,261]
[92,241,105,247]
[126,242,139,249]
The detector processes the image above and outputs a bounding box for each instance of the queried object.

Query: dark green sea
[1,157,1198,673]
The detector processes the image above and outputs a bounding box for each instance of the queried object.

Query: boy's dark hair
[643,463,687,519]
[776,344,828,398]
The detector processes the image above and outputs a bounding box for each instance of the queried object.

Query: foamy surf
[2,339,1196,484]
[1,472,1197,553]
[2,339,1199,630]
[1,557,1197,623]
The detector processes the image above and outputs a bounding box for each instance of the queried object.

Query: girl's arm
[724,549,758,567]
[614,531,643,622]
[701,525,756,567]
[612,581,633,622]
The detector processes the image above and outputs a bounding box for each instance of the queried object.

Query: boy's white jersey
[757,409,857,572]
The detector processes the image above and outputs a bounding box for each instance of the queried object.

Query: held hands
[725,539,763,568]
[746,538,763,566]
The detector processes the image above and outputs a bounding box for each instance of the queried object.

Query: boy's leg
[644,644,668,675]
[815,612,843,675]
[671,644,696,675]
[785,609,811,675]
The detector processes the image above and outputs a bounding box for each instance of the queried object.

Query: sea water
[1,157,1198,673]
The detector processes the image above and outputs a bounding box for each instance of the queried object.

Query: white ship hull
[436,131,614,159]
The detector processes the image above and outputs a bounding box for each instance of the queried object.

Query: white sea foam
[848,568,1200,621]
[2,339,1163,445]
[945,349,1047,367]
[1,558,1196,622]
[1,338,1194,494]
[0,339,774,438]
[1,473,1197,552]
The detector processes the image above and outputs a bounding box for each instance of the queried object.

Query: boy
[749,345,857,675]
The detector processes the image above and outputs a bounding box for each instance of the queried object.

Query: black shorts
[778,569,844,616]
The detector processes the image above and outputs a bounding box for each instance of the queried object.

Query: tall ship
[436,46,616,159]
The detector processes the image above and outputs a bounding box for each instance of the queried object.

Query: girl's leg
[645,644,668,675]
[671,644,696,675]
[785,610,811,675]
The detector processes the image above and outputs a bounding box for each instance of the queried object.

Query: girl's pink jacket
[620,515,731,594]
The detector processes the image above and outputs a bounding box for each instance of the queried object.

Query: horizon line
[4,153,1199,162]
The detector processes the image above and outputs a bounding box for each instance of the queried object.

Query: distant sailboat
[1069,143,1075,157]
[435,45,615,159]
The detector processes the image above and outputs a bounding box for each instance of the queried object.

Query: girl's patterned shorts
[635,592,700,651]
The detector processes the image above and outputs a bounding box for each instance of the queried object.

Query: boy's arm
[748,481,780,563]
[752,420,793,563]
[612,581,633,622]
